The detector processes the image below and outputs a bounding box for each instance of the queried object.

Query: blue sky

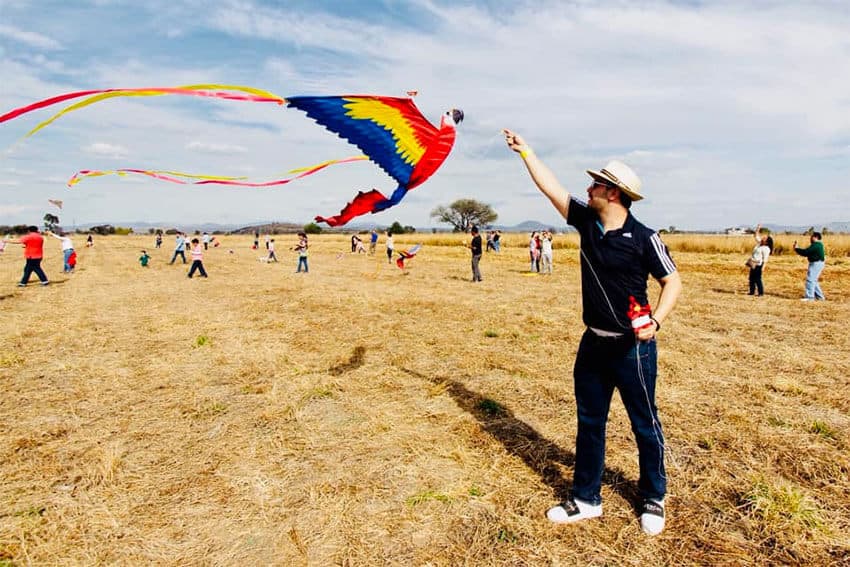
[1,0,848,230]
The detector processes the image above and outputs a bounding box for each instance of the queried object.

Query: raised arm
[753,224,762,244]
[503,129,571,220]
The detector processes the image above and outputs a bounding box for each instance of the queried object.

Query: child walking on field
[188,238,208,278]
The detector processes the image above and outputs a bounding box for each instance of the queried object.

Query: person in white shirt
[267,239,278,262]
[385,232,395,264]
[540,230,554,274]
[48,231,75,272]
[202,232,211,250]
[747,224,773,296]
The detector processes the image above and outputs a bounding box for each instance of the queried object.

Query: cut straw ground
[0,233,848,564]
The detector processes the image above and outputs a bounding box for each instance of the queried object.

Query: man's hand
[635,320,658,342]
[502,129,530,154]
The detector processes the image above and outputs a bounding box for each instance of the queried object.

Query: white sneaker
[546,498,602,524]
[640,499,665,536]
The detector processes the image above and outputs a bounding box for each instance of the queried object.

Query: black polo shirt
[567,197,677,333]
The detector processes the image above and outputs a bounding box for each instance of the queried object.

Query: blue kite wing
[285,95,439,188]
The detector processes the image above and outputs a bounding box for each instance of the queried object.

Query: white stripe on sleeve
[650,233,676,275]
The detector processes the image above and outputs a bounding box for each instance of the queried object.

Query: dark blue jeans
[571,330,666,505]
[20,258,48,284]
[748,265,763,295]
[297,256,308,272]
[188,260,207,278]
[170,250,186,264]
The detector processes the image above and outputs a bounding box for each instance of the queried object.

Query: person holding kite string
[7,226,49,287]
[47,231,75,273]
[503,129,682,536]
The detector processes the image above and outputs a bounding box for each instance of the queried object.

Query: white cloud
[83,143,129,159]
[186,141,248,154]
[0,24,62,50]
[0,204,29,214]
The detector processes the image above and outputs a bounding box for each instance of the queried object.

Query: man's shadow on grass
[400,367,640,509]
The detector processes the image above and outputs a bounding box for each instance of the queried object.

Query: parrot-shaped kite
[285,96,463,226]
[1,86,464,227]
[395,243,422,270]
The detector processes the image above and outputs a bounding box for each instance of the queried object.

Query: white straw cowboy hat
[586,160,644,201]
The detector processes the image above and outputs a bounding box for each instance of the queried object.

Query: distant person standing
[155,233,163,248]
[8,226,49,287]
[746,224,772,296]
[253,230,260,250]
[369,229,379,255]
[187,238,208,278]
[493,230,501,253]
[469,226,483,282]
[794,232,826,301]
[386,232,395,264]
[169,233,187,264]
[202,232,211,250]
[267,238,278,262]
[264,234,271,250]
[292,232,309,273]
[529,231,541,272]
[139,250,151,267]
[86,234,93,247]
[540,230,554,274]
[48,231,75,273]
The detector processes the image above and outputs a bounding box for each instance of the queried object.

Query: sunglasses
[590,180,617,191]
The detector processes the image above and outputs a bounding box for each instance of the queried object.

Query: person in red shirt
[6,226,49,287]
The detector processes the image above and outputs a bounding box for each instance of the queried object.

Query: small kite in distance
[396,244,422,270]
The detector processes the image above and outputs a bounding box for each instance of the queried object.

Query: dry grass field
[1,232,848,565]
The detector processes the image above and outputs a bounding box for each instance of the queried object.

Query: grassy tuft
[809,420,837,440]
[406,490,452,506]
[742,478,825,533]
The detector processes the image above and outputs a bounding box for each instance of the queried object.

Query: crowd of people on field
[0,142,837,541]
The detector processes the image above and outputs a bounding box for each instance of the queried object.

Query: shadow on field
[400,367,639,508]
[711,287,803,300]
[329,345,366,376]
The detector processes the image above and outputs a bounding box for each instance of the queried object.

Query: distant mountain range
[64,219,850,234]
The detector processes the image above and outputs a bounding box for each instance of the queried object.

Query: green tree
[388,221,406,234]
[303,222,323,234]
[43,213,60,232]
[430,199,498,232]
